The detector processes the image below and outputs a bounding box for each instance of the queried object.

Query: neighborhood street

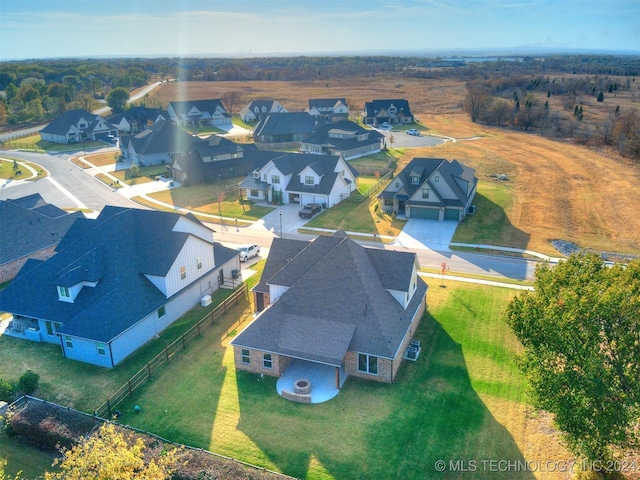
[1,148,539,282]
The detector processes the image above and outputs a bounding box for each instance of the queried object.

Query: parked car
[380,122,390,129]
[407,129,420,136]
[236,244,260,262]
[298,203,322,218]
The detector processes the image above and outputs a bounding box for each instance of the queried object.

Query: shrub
[0,378,14,402]
[17,370,39,395]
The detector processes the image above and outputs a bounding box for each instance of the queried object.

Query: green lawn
[452,181,531,249]
[107,282,529,480]
[0,158,39,180]
[2,133,104,153]
[110,164,168,185]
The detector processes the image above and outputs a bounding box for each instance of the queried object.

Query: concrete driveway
[248,203,312,235]
[395,219,458,250]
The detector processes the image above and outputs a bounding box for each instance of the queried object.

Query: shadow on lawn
[235,314,533,480]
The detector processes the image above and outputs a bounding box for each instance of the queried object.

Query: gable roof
[168,99,228,117]
[363,99,413,118]
[302,120,383,152]
[0,194,83,265]
[40,109,96,135]
[108,106,166,128]
[308,98,347,109]
[381,157,477,207]
[253,112,320,137]
[0,207,215,343]
[231,232,427,365]
[122,118,197,156]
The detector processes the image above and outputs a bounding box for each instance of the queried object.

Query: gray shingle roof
[253,112,320,137]
[363,99,413,118]
[0,207,216,343]
[302,120,383,154]
[169,99,229,117]
[232,232,427,365]
[123,119,196,156]
[0,194,83,265]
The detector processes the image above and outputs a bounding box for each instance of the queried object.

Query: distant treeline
[1,54,639,130]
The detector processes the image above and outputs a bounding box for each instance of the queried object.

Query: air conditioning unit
[467,205,476,215]
[200,295,212,307]
[404,343,421,362]
[410,339,421,349]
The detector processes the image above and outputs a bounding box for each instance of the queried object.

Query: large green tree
[505,254,640,463]
[106,87,130,114]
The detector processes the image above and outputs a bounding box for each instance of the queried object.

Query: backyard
[0,278,573,479]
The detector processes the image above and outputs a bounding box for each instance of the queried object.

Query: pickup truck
[298,203,322,218]
[236,244,260,262]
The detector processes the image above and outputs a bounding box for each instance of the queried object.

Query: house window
[97,343,106,356]
[253,171,259,179]
[45,321,61,336]
[272,175,280,184]
[395,182,400,188]
[434,175,440,182]
[384,197,394,206]
[158,306,166,318]
[180,266,186,280]
[196,257,202,270]
[263,353,272,369]
[241,348,251,364]
[305,176,314,185]
[58,286,70,298]
[64,336,73,349]
[422,189,430,199]
[411,176,419,185]
[262,173,267,181]
[358,353,378,375]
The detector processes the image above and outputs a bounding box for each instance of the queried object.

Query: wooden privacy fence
[94,284,248,419]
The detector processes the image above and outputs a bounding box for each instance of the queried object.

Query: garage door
[444,208,460,221]
[300,195,314,205]
[410,207,439,220]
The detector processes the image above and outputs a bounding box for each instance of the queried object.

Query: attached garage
[444,208,460,221]
[409,206,439,220]
[300,194,326,206]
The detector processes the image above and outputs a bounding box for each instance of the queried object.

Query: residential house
[167,99,231,128]
[299,120,384,160]
[362,99,414,126]
[378,157,478,221]
[239,152,359,207]
[170,136,256,185]
[307,98,349,123]
[0,194,83,283]
[108,106,167,134]
[239,100,287,123]
[253,112,321,150]
[0,207,240,368]
[120,119,197,166]
[40,109,118,144]
[231,231,428,389]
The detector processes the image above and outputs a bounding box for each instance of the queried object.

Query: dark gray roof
[123,119,197,156]
[232,232,427,365]
[108,107,167,128]
[363,99,413,118]
[253,112,320,137]
[308,98,347,109]
[169,99,229,117]
[40,109,96,135]
[379,157,477,208]
[302,120,383,153]
[0,207,217,343]
[0,194,83,265]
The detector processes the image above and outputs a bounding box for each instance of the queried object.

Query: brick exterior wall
[0,245,57,283]
[232,346,292,377]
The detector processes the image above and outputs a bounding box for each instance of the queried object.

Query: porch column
[335,367,340,389]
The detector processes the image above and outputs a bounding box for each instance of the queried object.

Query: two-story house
[40,109,118,144]
[230,231,428,400]
[239,100,287,123]
[252,112,321,150]
[378,157,478,221]
[167,99,231,128]
[362,99,414,126]
[108,106,167,134]
[299,120,384,159]
[119,119,197,166]
[0,207,240,367]
[239,152,359,208]
[307,98,349,123]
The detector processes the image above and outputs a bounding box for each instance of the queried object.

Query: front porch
[276,359,347,404]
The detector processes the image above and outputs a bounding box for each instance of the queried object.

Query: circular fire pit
[294,378,311,395]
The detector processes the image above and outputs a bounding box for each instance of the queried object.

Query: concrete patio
[276,359,347,404]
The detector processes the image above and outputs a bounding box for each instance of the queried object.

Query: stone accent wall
[0,245,57,283]
[232,346,291,377]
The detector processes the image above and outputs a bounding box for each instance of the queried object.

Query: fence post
[128,380,132,397]
[147,362,152,379]
[165,347,169,363]
[107,399,112,418]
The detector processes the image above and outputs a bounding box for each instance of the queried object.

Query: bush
[0,378,13,402]
[17,370,39,395]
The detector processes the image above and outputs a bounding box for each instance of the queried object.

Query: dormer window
[305,175,314,185]
[411,176,420,185]
[58,286,70,299]
[253,171,259,179]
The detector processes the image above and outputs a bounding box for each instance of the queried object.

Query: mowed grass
[148,182,275,220]
[107,282,570,480]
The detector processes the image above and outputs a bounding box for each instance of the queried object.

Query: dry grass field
[143,77,640,257]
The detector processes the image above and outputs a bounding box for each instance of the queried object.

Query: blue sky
[1,0,638,60]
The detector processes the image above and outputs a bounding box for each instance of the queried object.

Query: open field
[142,78,640,256]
